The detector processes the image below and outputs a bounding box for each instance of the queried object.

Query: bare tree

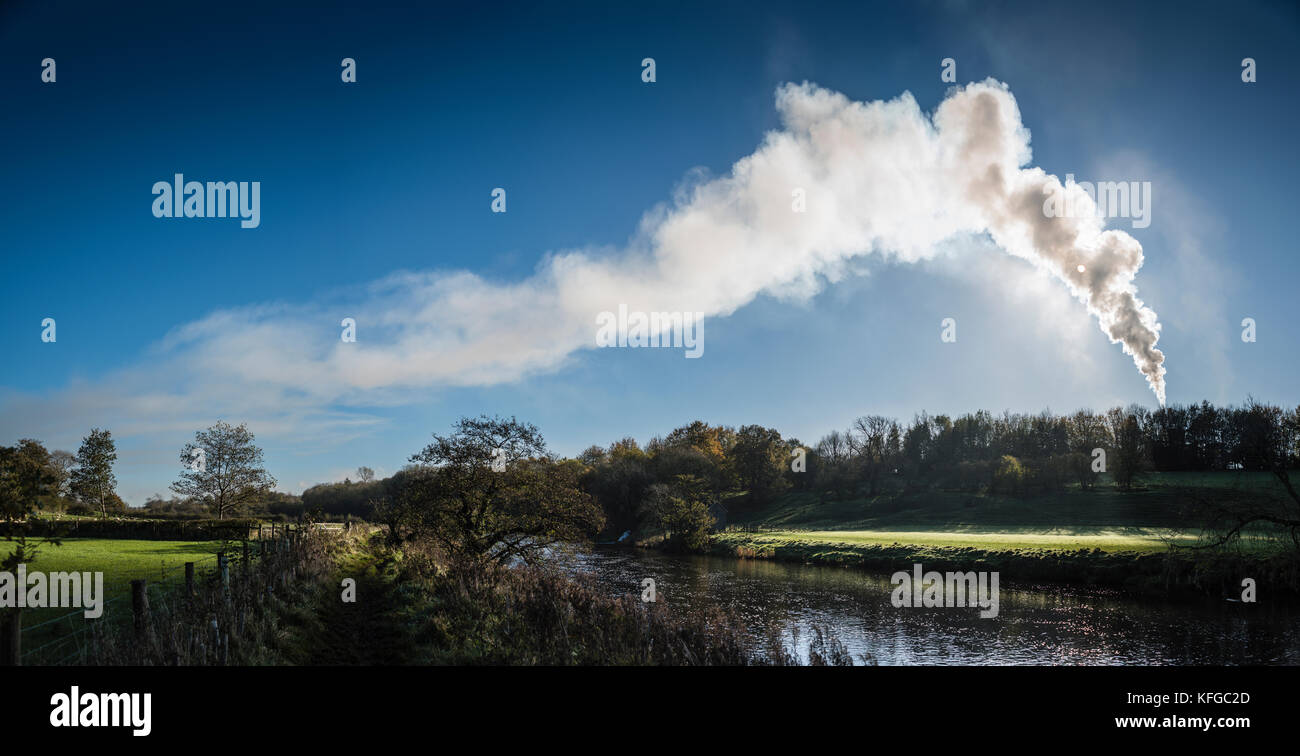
[1107,409,1146,490]
[816,430,850,464]
[1186,400,1300,551]
[356,466,375,483]
[852,415,892,496]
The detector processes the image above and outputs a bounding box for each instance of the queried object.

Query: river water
[560,547,1299,665]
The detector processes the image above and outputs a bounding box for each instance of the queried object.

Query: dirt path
[295,566,417,665]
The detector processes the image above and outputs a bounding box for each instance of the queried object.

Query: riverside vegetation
[4,400,1299,664]
[4,417,861,665]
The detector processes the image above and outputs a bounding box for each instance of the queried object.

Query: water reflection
[560,547,1299,666]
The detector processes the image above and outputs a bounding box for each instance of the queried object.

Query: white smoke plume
[385,77,1164,403]
[3,78,1166,445]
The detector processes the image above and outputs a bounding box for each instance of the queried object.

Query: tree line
[803,399,1300,497]
[1,421,279,524]
[0,428,122,520]
[574,399,1300,544]
[5,399,1298,554]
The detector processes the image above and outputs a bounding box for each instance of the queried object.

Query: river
[560,546,1299,665]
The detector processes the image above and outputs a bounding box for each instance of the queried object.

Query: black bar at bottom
[3,666,1286,743]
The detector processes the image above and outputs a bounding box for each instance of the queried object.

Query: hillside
[727,471,1288,536]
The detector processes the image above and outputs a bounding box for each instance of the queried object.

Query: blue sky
[1,0,1296,502]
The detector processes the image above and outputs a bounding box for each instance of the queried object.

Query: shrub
[990,455,1026,495]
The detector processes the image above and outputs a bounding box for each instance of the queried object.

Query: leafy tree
[783,437,816,492]
[70,428,118,518]
[171,421,275,520]
[48,449,77,507]
[395,415,604,566]
[301,478,385,517]
[663,421,729,463]
[657,421,736,491]
[651,443,725,494]
[583,441,654,533]
[731,424,789,504]
[5,440,57,509]
[0,440,63,569]
[644,474,715,552]
[990,455,1026,495]
[577,444,607,466]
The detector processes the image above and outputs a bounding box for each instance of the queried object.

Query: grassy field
[7,538,228,663]
[697,471,1298,597]
[18,538,227,585]
[706,527,1299,599]
[728,471,1291,538]
[729,528,1195,554]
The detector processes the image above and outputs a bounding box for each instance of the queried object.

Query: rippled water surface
[560,547,1298,665]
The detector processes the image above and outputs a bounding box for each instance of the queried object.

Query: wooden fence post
[1,609,20,666]
[218,552,229,593]
[242,540,250,575]
[185,562,195,598]
[131,580,149,638]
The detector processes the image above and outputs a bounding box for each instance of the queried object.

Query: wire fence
[4,525,334,666]
[13,551,223,665]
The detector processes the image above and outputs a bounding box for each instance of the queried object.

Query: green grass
[7,538,229,663]
[710,475,1298,597]
[713,470,1294,564]
[708,528,1299,599]
[731,471,1292,534]
[17,538,227,586]
[735,528,1192,554]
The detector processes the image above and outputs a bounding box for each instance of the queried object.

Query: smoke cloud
[396,77,1164,403]
[3,78,1167,448]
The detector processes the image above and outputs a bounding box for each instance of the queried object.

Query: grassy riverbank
[267,536,858,665]
[729,471,1284,532]
[677,472,1300,599]
[705,528,1299,600]
[722,528,1194,552]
